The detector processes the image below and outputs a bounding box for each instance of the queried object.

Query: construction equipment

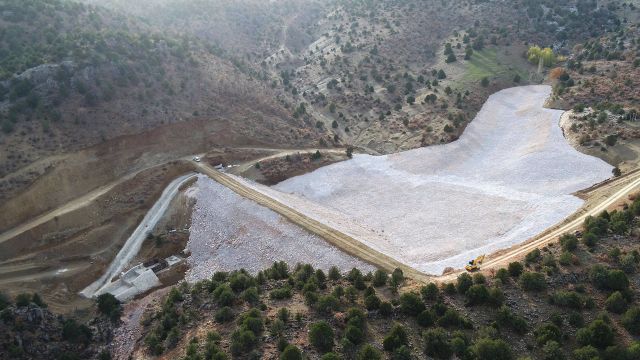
[465,254,486,272]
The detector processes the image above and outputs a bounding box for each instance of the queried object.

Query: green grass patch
[463,48,528,84]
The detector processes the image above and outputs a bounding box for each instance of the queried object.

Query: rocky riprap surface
[185,175,375,282]
[274,85,613,274]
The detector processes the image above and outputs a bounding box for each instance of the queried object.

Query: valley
[1,0,640,359]
[0,85,630,311]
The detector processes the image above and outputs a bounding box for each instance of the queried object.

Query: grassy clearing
[463,48,528,84]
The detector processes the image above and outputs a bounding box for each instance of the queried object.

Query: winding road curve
[229,148,348,174]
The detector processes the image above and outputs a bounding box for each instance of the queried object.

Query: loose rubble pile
[185,176,374,282]
[271,86,613,274]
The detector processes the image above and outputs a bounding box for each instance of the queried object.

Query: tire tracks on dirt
[0,178,128,244]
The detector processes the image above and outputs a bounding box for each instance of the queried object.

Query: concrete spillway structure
[96,265,161,301]
[81,174,196,298]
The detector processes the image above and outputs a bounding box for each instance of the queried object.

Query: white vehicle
[193,156,201,162]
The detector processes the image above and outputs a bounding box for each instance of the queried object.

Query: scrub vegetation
[126,196,640,359]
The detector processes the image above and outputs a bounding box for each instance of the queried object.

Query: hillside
[2,0,630,209]
[116,197,640,360]
[0,294,114,360]
[0,191,638,360]
[550,11,640,171]
[84,0,626,153]
[0,0,323,316]
[1,1,640,359]
[0,0,321,202]
[80,0,323,58]
[1,0,632,203]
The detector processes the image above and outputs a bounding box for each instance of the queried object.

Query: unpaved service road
[228,148,347,174]
[0,179,124,244]
[0,160,185,244]
[455,168,640,279]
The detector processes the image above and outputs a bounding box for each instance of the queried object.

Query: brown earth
[0,161,194,313]
[0,144,343,313]
[559,109,640,171]
[239,150,349,185]
[0,114,323,232]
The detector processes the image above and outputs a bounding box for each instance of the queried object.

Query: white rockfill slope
[263,85,613,274]
[186,176,375,282]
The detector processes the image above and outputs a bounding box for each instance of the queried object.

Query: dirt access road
[447,168,640,280]
[227,147,347,174]
[0,161,174,244]
[0,148,345,299]
[0,148,332,246]
[0,179,125,244]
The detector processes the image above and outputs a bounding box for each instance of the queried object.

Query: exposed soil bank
[233,150,348,185]
[0,162,193,313]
